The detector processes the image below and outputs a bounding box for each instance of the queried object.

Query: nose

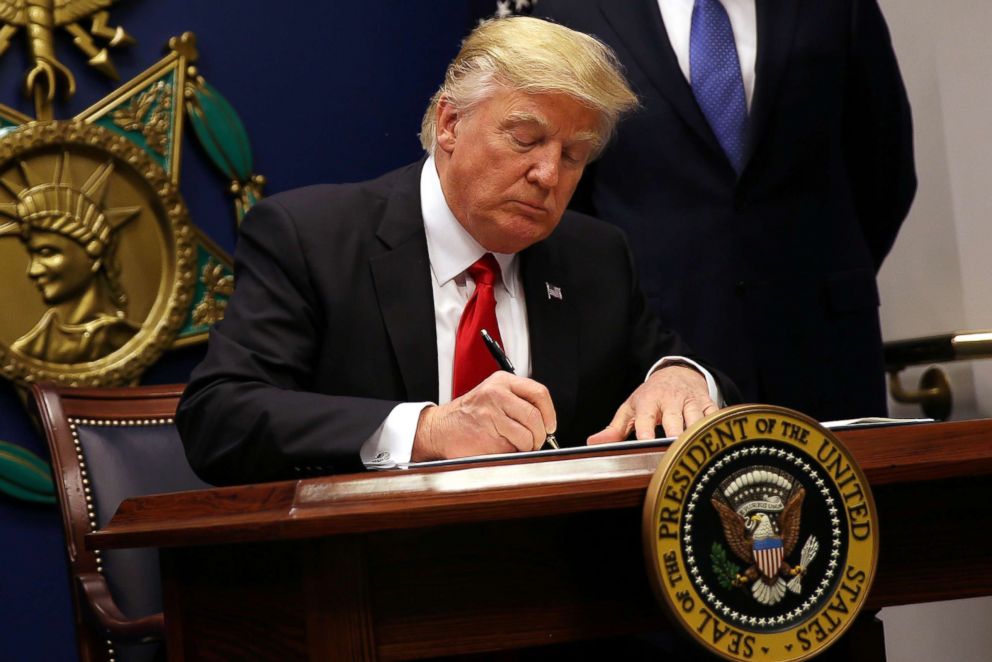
[27,256,45,278]
[526,146,560,189]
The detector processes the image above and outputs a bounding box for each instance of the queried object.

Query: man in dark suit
[178,16,738,486]
[536,0,916,420]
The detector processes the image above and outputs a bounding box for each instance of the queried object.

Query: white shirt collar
[420,155,518,297]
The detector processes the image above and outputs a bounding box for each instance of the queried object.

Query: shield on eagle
[753,535,785,579]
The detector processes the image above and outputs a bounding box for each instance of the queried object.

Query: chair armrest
[77,572,166,643]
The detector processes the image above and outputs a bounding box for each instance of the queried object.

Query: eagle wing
[54,0,115,25]
[711,498,753,564]
[779,486,806,555]
[0,1,27,27]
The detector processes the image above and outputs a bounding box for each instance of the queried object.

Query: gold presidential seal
[643,405,878,661]
[0,120,194,387]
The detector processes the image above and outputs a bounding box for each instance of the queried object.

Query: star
[495,1,513,18]
[758,617,767,626]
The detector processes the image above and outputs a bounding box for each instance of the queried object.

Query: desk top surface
[89,419,992,550]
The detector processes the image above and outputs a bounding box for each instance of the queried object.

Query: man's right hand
[412,372,557,461]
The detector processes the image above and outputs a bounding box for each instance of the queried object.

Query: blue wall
[0,2,479,658]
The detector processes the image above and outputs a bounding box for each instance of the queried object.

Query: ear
[435,95,460,155]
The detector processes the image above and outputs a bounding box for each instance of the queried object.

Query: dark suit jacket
[178,160,736,485]
[536,0,916,420]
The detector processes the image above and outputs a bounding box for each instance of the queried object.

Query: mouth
[510,200,549,215]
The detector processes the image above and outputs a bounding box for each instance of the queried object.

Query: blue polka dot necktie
[690,0,749,174]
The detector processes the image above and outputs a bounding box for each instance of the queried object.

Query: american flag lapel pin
[546,282,563,301]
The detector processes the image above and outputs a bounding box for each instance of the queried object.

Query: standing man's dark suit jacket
[178,160,737,485]
[536,0,916,420]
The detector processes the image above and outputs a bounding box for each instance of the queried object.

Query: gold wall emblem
[0,23,265,385]
[643,405,879,661]
[0,0,133,119]
[0,120,194,386]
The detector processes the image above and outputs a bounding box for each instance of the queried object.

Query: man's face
[24,229,96,305]
[434,88,601,254]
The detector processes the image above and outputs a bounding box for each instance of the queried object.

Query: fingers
[593,364,722,444]
[493,399,545,452]
[681,397,719,430]
[587,403,634,445]
[659,407,685,438]
[434,373,556,456]
[506,376,557,435]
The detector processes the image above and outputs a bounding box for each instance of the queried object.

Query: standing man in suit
[536,0,916,420]
[178,17,738,486]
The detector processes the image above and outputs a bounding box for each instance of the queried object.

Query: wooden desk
[90,421,992,660]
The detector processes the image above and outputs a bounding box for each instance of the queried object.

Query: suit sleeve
[844,0,916,269]
[177,199,399,485]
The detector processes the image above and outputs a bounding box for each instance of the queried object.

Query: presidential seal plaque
[643,405,878,661]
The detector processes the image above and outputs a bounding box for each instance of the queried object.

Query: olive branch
[711,542,741,590]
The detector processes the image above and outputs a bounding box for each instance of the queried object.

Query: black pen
[480,329,559,450]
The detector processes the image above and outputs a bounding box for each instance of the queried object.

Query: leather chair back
[32,383,209,662]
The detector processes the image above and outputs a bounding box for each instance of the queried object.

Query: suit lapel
[745,0,801,166]
[369,163,440,403]
[598,0,725,160]
[520,242,577,437]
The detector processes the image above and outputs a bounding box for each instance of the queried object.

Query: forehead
[481,89,602,140]
[25,228,75,249]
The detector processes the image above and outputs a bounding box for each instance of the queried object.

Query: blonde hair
[419,16,637,158]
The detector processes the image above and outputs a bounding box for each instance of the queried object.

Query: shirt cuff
[645,356,724,407]
[360,401,434,469]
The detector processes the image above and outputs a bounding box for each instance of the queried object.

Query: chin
[483,217,557,253]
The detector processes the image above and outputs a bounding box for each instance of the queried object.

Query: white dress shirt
[657,0,757,110]
[361,158,719,468]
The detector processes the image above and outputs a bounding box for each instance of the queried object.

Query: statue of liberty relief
[0,153,141,364]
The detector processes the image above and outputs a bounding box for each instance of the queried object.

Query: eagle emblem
[711,466,820,605]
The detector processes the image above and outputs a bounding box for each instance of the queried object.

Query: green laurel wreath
[711,542,741,590]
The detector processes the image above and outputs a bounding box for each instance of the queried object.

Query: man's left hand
[587,365,718,444]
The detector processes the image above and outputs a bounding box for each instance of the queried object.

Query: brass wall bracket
[887,367,952,421]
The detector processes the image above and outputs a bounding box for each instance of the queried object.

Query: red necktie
[452,254,504,399]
